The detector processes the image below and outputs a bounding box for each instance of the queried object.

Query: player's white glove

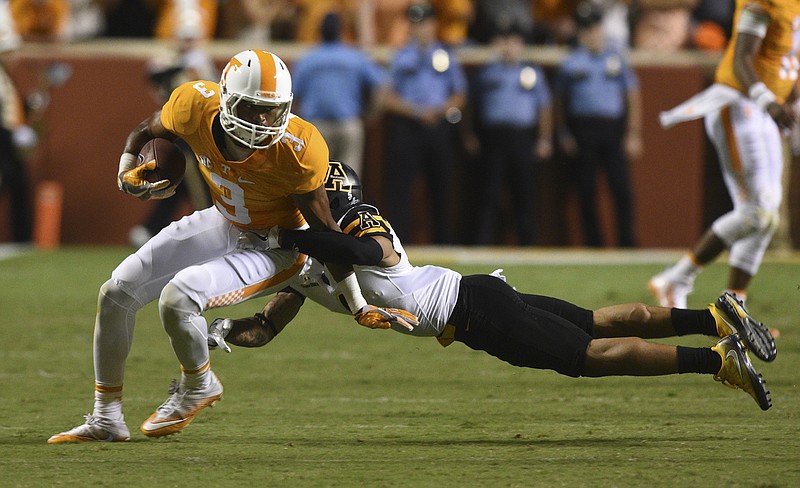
[207,318,233,353]
[117,153,175,200]
[354,305,419,331]
[236,226,281,251]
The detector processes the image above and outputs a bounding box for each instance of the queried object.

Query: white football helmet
[219,50,293,149]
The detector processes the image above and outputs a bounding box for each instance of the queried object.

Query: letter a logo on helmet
[325,161,362,222]
[219,50,293,149]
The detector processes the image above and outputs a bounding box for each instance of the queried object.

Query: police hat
[407,2,436,23]
[574,2,603,29]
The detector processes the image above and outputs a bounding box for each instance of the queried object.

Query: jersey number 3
[210,173,251,225]
[193,81,249,224]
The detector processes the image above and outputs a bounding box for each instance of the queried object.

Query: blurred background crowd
[3,0,797,252]
[3,0,734,53]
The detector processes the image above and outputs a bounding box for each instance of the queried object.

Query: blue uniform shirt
[292,42,387,120]
[555,46,638,119]
[390,41,467,108]
[477,60,551,128]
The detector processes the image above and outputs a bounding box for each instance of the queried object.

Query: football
[138,138,186,185]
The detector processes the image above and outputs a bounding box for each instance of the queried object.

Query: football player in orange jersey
[651,0,800,309]
[48,50,416,444]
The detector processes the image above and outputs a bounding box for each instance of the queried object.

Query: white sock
[671,255,702,282]
[93,384,123,420]
[181,362,211,390]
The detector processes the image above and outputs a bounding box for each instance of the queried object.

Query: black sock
[671,309,717,336]
[677,346,721,374]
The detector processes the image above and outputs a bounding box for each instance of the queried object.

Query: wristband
[335,273,368,314]
[748,82,777,111]
[118,152,137,176]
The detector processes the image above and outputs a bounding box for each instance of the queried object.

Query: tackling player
[650,0,800,308]
[210,162,777,411]
[48,51,415,444]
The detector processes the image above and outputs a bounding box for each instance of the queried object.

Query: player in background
[209,162,776,411]
[650,0,800,308]
[48,51,416,444]
[0,6,38,244]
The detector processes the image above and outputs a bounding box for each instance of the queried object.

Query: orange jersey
[154,0,218,40]
[11,0,69,39]
[160,81,330,231]
[715,0,800,102]
[432,0,474,46]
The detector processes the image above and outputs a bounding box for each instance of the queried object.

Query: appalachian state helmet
[324,161,362,222]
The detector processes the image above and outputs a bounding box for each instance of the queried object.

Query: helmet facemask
[220,91,292,149]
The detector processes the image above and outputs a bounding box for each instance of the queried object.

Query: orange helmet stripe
[256,51,278,93]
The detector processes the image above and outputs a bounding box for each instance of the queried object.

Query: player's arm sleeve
[280,229,384,265]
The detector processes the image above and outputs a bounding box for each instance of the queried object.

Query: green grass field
[1,247,798,487]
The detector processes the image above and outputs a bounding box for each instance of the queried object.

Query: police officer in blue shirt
[291,12,387,176]
[554,2,643,248]
[472,22,553,246]
[383,2,467,244]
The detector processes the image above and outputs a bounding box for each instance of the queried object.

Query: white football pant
[704,98,783,276]
[94,206,304,388]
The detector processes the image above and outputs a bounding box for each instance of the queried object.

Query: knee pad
[159,282,201,335]
[711,204,778,245]
[98,278,138,310]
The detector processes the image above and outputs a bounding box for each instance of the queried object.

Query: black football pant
[447,274,594,377]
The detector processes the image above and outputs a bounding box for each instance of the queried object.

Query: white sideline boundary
[1,244,798,265]
[403,246,800,266]
[0,243,33,262]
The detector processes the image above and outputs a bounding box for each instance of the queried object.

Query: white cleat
[48,415,130,444]
[648,273,692,308]
[140,372,223,438]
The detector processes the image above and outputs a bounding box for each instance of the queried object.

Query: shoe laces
[82,414,117,431]
[83,414,100,425]
[156,379,187,415]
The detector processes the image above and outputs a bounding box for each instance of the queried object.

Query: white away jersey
[287,203,462,336]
